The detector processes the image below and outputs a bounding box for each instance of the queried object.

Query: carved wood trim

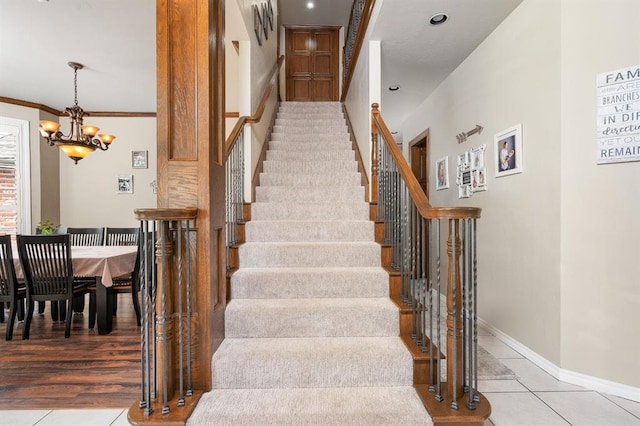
[155,0,226,399]
[0,96,156,117]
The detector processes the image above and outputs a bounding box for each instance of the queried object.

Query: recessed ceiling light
[306,2,314,9]
[429,13,448,26]
[388,85,400,91]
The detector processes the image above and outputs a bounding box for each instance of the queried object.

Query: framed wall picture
[132,150,148,169]
[495,124,523,177]
[435,156,449,190]
[253,4,263,46]
[117,175,134,194]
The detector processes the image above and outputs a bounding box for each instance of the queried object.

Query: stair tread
[189,387,432,426]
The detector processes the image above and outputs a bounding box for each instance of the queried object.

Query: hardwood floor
[0,295,141,409]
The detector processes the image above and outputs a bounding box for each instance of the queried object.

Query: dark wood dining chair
[89,227,142,327]
[0,235,26,340]
[66,227,105,314]
[66,227,105,246]
[17,234,91,339]
[34,227,66,316]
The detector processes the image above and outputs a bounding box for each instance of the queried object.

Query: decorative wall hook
[456,124,484,144]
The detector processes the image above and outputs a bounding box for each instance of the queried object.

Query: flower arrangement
[37,220,60,235]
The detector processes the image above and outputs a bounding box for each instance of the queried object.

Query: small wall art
[435,156,449,190]
[117,175,134,194]
[470,144,487,192]
[495,124,523,177]
[132,150,148,169]
[456,144,487,198]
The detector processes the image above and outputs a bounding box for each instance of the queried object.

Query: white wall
[235,0,278,110]
[233,0,279,201]
[560,0,640,388]
[344,1,384,197]
[59,117,157,228]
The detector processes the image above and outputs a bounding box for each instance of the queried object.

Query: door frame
[408,128,430,199]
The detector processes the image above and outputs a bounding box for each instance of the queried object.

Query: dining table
[71,245,139,335]
[14,245,139,335]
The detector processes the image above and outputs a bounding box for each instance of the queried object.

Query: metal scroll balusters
[136,212,196,416]
[226,129,245,272]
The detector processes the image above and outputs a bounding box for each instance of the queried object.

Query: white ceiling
[0,0,156,113]
[0,0,523,134]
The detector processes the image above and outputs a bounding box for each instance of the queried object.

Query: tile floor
[1,327,639,425]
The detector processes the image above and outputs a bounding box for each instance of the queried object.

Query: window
[0,117,31,235]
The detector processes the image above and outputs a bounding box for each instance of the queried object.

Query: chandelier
[39,62,116,164]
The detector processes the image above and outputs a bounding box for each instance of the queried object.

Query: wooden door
[286,26,339,101]
[410,135,429,198]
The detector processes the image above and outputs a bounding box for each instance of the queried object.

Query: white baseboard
[477,317,640,403]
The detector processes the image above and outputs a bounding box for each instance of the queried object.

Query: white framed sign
[596,65,640,164]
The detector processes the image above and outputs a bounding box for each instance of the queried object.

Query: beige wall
[400,0,640,392]
[0,102,59,231]
[560,0,640,387]
[59,116,157,228]
[403,0,563,366]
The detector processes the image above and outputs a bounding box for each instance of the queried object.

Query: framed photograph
[131,150,148,169]
[470,144,486,170]
[472,168,488,192]
[435,157,449,190]
[458,184,471,199]
[457,151,469,167]
[117,175,134,194]
[495,124,523,177]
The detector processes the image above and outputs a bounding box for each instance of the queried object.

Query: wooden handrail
[224,55,285,159]
[371,103,481,220]
[134,207,198,222]
[341,0,377,102]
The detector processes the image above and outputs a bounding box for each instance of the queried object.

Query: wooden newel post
[155,220,175,410]
[371,103,380,205]
[446,219,464,403]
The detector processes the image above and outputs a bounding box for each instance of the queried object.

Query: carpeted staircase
[188,102,432,425]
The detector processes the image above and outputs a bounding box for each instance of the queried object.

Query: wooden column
[155,222,175,404]
[156,0,225,391]
[370,103,379,205]
[446,219,464,402]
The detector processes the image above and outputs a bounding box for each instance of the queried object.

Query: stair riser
[212,339,413,389]
[255,186,364,203]
[277,113,345,121]
[230,268,389,299]
[263,161,358,173]
[259,173,362,187]
[272,125,348,134]
[189,387,430,426]
[225,301,399,338]
[245,221,374,242]
[275,118,346,127]
[266,150,354,162]
[270,134,351,143]
[239,243,381,268]
[251,203,370,221]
